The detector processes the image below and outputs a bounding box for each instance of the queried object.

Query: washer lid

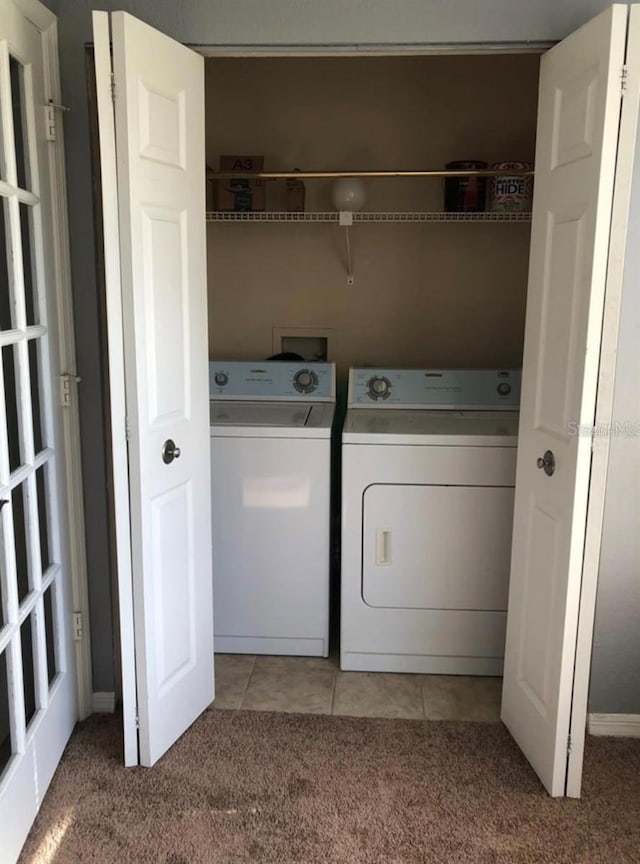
[210,401,312,427]
[343,409,520,444]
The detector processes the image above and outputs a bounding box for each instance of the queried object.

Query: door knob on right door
[162,439,181,464]
[536,449,555,476]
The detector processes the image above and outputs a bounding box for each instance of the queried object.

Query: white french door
[502,3,637,797]
[0,1,77,861]
[93,11,214,767]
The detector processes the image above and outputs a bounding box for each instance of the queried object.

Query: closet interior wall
[205,54,540,371]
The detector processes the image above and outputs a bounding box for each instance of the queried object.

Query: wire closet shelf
[206,211,532,223]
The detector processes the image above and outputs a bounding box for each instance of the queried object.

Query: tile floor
[211,654,502,722]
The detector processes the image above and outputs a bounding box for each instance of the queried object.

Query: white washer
[210,360,335,657]
[341,368,521,675]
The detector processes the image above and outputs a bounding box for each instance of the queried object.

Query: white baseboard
[588,713,640,737]
[92,691,116,714]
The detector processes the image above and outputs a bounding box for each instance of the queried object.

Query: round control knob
[497,382,512,396]
[214,372,229,387]
[293,368,318,393]
[367,376,391,400]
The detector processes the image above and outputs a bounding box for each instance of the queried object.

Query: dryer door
[363,484,515,610]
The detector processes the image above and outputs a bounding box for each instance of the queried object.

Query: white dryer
[341,368,521,675]
[210,360,335,657]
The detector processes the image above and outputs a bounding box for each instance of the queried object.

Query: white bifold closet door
[502,3,640,798]
[93,10,213,767]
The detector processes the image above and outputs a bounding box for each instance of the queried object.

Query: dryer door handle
[375,529,392,566]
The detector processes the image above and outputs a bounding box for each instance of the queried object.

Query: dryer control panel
[210,361,336,402]
[349,368,521,409]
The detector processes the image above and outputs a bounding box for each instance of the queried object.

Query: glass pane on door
[0,650,12,778]
[36,465,50,573]
[0,533,6,628]
[20,204,38,326]
[2,345,23,473]
[28,340,44,455]
[20,615,36,727]
[9,56,29,191]
[0,201,14,331]
[0,58,7,181]
[13,482,30,604]
[43,584,57,687]
[0,591,4,634]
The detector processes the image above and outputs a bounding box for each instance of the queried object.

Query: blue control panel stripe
[210,361,336,401]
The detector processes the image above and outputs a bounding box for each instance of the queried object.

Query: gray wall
[55,0,613,49]
[589,104,640,715]
[52,0,637,707]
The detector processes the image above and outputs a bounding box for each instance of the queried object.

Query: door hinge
[135,713,140,730]
[73,611,83,641]
[110,72,116,102]
[567,733,573,754]
[44,100,70,142]
[125,416,130,440]
[60,372,81,407]
[44,104,57,141]
[621,65,628,95]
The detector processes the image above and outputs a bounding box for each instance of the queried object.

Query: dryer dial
[497,382,512,396]
[293,368,318,393]
[214,371,229,387]
[367,376,391,400]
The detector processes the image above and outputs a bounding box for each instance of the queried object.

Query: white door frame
[13,0,92,721]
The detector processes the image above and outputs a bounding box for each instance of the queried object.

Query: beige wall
[205,55,539,372]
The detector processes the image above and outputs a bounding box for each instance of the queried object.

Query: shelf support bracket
[339,210,354,285]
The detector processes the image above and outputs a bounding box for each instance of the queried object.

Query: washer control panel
[210,361,335,401]
[349,368,521,409]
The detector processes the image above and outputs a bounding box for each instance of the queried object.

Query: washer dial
[293,368,318,394]
[367,376,392,400]
[497,382,512,396]
[214,371,229,387]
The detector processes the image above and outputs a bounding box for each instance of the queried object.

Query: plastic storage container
[489,161,533,212]
[444,160,487,212]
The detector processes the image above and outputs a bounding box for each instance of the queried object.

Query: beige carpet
[19,710,640,864]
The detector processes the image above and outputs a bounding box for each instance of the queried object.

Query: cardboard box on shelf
[213,155,265,212]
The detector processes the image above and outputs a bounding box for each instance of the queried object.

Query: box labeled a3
[215,155,265,211]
